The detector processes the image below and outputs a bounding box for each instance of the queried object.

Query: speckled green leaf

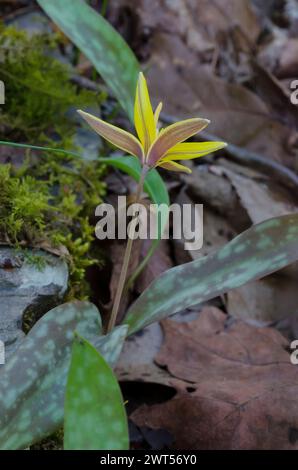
[37,0,139,120]
[0,301,127,450]
[64,335,128,450]
[124,214,298,334]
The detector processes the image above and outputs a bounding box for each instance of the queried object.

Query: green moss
[0,24,103,141]
[0,155,106,299]
[17,249,47,271]
[0,164,51,242]
[0,24,108,299]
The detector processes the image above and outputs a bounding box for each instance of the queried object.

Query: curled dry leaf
[131,307,298,450]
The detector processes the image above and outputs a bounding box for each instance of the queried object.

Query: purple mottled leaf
[124,214,298,334]
[0,301,127,449]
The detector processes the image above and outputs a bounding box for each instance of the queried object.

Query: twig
[71,74,106,93]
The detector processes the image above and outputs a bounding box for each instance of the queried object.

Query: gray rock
[8,11,52,36]
[0,247,68,359]
[73,126,103,161]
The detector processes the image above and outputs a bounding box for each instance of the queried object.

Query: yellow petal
[162,141,227,162]
[134,72,156,153]
[157,160,192,174]
[147,118,210,167]
[77,110,143,160]
[154,102,163,127]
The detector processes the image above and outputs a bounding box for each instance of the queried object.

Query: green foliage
[0,164,51,242]
[64,335,128,450]
[0,301,128,450]
[0,157,106,298]
[0,24,96,141]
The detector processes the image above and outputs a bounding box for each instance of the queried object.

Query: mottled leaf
[0,301,127,450]
[124,214,298,334]
[64,335,128,450]
[37,0,139,120]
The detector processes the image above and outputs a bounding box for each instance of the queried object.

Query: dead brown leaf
[227,275,298,325]
[110,0,297,165]
[110,0,260,56]
[217,163,298,224]
[131,307,298,450]
[135,239,173,293]
[276,38,298,79]
[150,55,294,163]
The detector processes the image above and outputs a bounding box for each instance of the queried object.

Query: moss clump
[0,157,106,299]
[0,164,51,242]
[0,24,99,141]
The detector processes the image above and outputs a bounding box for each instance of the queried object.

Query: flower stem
[106,165,148,333]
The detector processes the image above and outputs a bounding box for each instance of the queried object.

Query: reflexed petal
[134,72,156,153]
[77,110,143,160]
[154,102,163,127]
[147,118,210,166]
[157,160,192,174]
[162,141,227,162]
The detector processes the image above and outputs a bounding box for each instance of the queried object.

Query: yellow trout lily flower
[78,72,227,174]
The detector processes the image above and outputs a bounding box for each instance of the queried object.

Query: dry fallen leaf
[276,38,298,79]
[227,275,298,325]
[217,163,297,224]
[109,0,260,56]
[131,307,298,450]
[135,239,173,294]
[151,57,294,163]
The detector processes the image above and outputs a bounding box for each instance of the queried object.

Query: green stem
[124,239,159,291]
[0,140,81,158]
[107,165,148,333]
